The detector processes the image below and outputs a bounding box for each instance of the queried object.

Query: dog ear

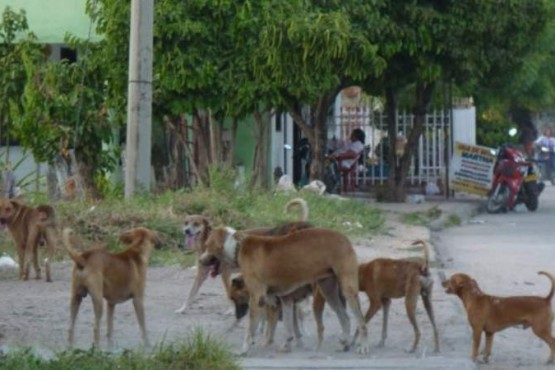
[119,229,136,244]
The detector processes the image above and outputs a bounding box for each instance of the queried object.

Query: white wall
[0,146,47,193]
[270,113,294,177]
[452,106,476,145]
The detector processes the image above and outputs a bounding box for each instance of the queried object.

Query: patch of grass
[445,213,462,227]
[0,183,384,268]
[400,206,442,227]
[0,330,240,370]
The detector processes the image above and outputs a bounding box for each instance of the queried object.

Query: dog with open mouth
[199,226,370,355]
[175,198,311,314]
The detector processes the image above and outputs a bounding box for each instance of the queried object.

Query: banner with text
[449,142,496,196]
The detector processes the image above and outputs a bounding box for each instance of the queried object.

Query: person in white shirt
[330,128,366,169]
[535,127,555,149]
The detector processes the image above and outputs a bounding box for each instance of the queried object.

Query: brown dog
[0,199,57,282]
[354,240,439,353]
[442,271,555,364]
[63,227,160,348]
[175,197,310,313]
[199,226,370,355]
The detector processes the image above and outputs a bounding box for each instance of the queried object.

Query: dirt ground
[0,209,544,369]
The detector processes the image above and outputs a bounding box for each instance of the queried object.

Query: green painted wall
[0,0,99,43]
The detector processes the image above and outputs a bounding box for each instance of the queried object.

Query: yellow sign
[449,142,496,196]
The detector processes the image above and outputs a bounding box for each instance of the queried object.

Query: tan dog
[442,271,555,364]
[199,227,369,355]
[0,199,57,282]
[355,240,438,353]
[175,198,310,313]
[62,227,160,348]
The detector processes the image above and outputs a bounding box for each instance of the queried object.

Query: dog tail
[62,228,87,268]
[538,271,555,301]
[412,239,430,270]
[284,198,309,221]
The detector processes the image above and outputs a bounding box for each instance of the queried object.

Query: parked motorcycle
[536,145,555,185]
[486,130,545,213]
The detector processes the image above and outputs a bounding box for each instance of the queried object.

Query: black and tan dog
[199,226,370,355]
[63,227,160,348]
[442,271,555,364]
[175,198,310,313]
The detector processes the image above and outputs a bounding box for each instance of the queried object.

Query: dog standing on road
[63,227,160,348]
[442,271,555,364]
[199,226,370,355]
[0,199,57,282]
[175,198,310,313]
[355,239,439,353]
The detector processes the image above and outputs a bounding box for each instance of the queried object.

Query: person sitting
[329,128,366,169]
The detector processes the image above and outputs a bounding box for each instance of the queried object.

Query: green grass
[400,206,442,227]
[0,180,384,268]
[0,330,240,370]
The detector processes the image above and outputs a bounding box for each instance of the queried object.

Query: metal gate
[330,106,451,189]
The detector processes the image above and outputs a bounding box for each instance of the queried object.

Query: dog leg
[133,296,150,348]
[16,245,25,280]
[531,323,555,364]
[471,327,482,362]
[405,278,420,353]
[312,288,326,350]
[107,303,116,349]
[240,295,263,356]
[279,298,296,353]
[28,228,41,280]
[317,278,351,351]
[43,228,56,282]
[421,289,440,353]
[91,294,103,348]
[68,292,83,347]
[264,305,279,346]
[292,303,305,348]
[175,263,209,313]
[337,274,370,355]
[483,332,493,363]
[378,298,390,347]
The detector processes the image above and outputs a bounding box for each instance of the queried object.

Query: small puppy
[63,227,160,348]
[442,271,555,364]
[175,198,310,313]
[356,239,439,353]
[0,199,57,282]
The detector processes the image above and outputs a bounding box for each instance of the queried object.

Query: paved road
[434,183,555,370]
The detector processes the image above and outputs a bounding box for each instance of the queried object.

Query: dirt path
[0,211,470,366]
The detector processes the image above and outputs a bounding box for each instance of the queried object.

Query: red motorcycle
[486,143,544,213]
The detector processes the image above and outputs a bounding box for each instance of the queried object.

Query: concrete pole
[125,0,153,198]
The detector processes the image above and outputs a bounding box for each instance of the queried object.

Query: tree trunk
[192,110,212,185]
[384,82,435,202]
[251,110,271,189]
[510,105,537,157]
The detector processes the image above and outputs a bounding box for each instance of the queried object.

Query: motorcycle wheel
[524,184,539,212]
[486,183,510,214]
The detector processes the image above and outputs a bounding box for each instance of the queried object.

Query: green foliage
[0,330,240,370]
[476,108,515,148]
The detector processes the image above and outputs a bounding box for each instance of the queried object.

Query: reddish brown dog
[312,239,439,352]
[0,199,57,282]
[442,271,555,364]
[63,227,160,348]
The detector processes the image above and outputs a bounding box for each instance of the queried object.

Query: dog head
[183,215,211,251]
[229,274,251,320]
[198,226,240,278]
[119,227,162,249]
[0,199,23,229]
[442,273,478,297]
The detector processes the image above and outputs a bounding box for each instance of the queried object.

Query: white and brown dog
[175,198,310,313]
[199,226,370,355]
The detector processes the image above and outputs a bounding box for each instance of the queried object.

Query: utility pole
[125,0,153,198]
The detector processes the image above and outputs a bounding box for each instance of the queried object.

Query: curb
[241,357,478,370]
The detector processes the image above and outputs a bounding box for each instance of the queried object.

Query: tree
[362,0,551,201]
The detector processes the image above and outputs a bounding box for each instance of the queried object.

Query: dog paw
[356,344,370,355]
[174,305,187,314]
